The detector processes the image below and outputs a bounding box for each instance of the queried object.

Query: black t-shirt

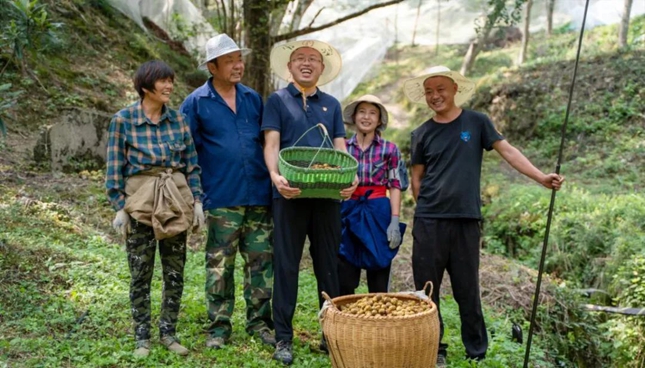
[411,109,503,219]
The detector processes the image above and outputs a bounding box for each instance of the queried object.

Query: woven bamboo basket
[319,282,440,368]
[278,124,358,199]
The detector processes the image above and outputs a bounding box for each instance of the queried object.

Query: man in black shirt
[406,66,564,366]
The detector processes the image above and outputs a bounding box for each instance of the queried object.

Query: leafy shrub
[483,184,645,365]
[0,83,22,137]
[536,287,611,367]
[603,256,645,367]
[483,184,645,287]
[0,0,63,76]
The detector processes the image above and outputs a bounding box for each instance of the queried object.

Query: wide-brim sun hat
[198,33,251,70]
[270,39,342,86]
[403,66,476,107]
[342,94,389,131]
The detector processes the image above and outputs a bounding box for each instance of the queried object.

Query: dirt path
[375,80,410,129]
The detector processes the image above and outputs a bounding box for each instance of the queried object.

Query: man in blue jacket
[180,34,275,350]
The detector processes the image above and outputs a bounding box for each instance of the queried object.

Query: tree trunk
[214,0,227,34]
[228,0,236,37]
[435,0,440,56]
[460,20,493,76]
[460,0,525,76]
[269,0,314,36]
[546,0,555,37]
[411,0,423,46]
[289,0,315,32]
[269,1,290,36]
[518,0,532,65]
[243,0,271,97]
[618,0,634,48]
[460,40,479,76]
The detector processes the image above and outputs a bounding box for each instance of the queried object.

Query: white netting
[284,0,645,101]
[105,0,644,101]
[105,0,216,61]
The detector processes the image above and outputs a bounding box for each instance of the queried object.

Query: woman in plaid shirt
[105,60,204,357]
[338,94,407,296]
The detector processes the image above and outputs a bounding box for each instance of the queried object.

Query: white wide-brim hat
[403,66,475,107]
[199,33,251,70]
[342,94,389,131]
[270,39,342,86]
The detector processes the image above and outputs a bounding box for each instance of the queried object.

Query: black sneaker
[273,340,293,365]
[319,336,328,354]
[257,329,277,347]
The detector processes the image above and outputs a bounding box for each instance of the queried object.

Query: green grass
[0,170,550,367]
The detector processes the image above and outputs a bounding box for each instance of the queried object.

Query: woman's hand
[387,215,401,249]
[112,209,130,237]
[193,201,205,231]
[340,175,359,200]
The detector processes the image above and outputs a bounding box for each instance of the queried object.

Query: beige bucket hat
[270,39,342,86]
[343,94,389,131]
[403,66,475,107]
[199,34,251,70]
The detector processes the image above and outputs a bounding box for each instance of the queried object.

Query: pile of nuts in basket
[311,163,340,169]
[339,294,429,317]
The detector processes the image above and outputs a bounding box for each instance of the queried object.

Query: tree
[545,0,555,37]
[411,0,423,46]
[212,0,244,42]
[435,0,442,56]
[270,0,315,36]
[517,0,532,65]
[618,0,634,48]
[242,0,272,99]
[460,0,526,76]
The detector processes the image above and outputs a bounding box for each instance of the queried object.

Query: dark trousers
[126,219,187,341]
[338,255,391,295]
[272,197,341,343]
[412,218,487,360]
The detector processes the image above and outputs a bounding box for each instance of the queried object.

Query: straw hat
[342,94,389,131]
[403,66,475,106]
[198,34,251,70]
[270,39,342,86]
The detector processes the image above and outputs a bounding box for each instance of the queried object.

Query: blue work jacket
[180,79,271,210]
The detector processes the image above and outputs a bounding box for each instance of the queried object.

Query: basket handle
[321,291,337,309]
[423,281,434,297]
[292,123,335,150]
[291,123,336,169]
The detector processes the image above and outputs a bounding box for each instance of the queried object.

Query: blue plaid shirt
[105,101,202,211]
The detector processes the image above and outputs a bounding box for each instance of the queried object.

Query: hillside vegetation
[1,0,644,366]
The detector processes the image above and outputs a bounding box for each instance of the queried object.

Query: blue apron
[339,190,407,270]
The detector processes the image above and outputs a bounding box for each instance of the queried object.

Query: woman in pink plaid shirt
[337,94,407,296]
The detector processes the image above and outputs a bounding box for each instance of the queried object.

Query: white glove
[193,201,205,232]
[386,215,401,249]
[112,209,130,237]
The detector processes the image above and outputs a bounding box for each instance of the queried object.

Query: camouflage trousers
[205,206,273,339]
[126,219,186,341]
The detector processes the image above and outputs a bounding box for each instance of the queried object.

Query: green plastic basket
[279,124,358,199]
